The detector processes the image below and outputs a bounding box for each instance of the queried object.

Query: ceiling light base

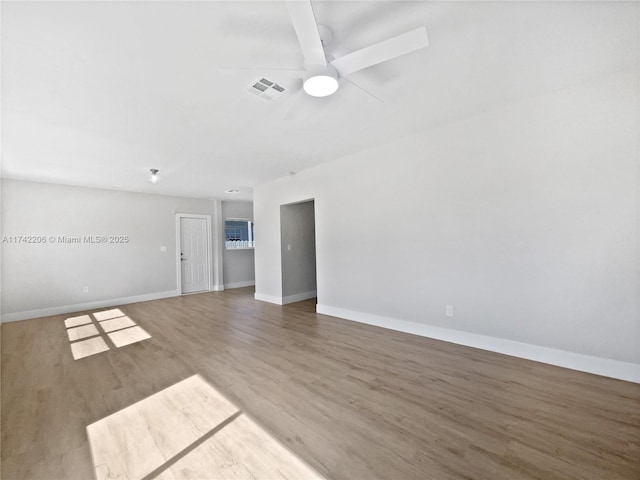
[303,64,339,97]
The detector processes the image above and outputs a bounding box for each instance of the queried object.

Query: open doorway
[280,200,316,304]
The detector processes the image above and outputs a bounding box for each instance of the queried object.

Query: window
[224,219,254,249]
[225,227,242,241]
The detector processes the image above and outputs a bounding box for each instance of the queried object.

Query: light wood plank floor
[2,287,639,479]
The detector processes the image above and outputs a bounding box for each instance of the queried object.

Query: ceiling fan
[284,1,429,99]
[233,1,429,114]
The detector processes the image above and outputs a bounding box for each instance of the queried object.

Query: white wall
[1,179,223,321]
[254,69,640,381]
[280,200,316,302]
[221,201,255,289]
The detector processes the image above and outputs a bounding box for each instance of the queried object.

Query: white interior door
[180,217,210,294]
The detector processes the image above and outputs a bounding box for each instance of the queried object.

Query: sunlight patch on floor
[155,413,324,480]
[98,315,137,333]
[65,309,151,360]
[70,336,110,360]
[65,314,93,328]
[87,375,324,480]
[67,324,99,342]
[108,326,152,348]
[93,308,125,321]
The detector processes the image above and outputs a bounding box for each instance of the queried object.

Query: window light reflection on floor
[65,308,151,360]
[67,324,99,342]
[98,315,136,333]
[86,375,323,480]
[71,336,110,360]
[107,326,151,348]
[93,308,125,321]
[65,314,92,328]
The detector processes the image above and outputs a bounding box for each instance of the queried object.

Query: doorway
[280,200,317,304]
[176,214,212,294]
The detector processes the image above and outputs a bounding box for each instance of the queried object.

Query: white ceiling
[2,1,638,201]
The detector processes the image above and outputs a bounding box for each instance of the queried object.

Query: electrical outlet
[446,305,454,317]
[287,244,292,251]
[82,286,89,293]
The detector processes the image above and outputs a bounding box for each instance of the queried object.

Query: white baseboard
[225,281,255,289]
[316,304,640,384]
[1,290,180,323]
[255,290,317,306]
[254,292,283,305]
[211,284,225,292]
[282,290,317,305]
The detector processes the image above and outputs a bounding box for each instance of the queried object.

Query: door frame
[279,198,317,305]
[175,213,213,294]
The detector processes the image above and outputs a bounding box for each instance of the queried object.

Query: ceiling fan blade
[282,83,326,121]
[285,1,327,67]
[330,26,428,77]
[342,78,384,103]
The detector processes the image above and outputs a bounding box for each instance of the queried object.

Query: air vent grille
[252,82,268,92]
[248,77,287,101]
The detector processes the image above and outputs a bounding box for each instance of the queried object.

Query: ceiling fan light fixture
[303,65,339,97]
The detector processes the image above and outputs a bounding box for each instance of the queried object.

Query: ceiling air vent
[248,77,287,102]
